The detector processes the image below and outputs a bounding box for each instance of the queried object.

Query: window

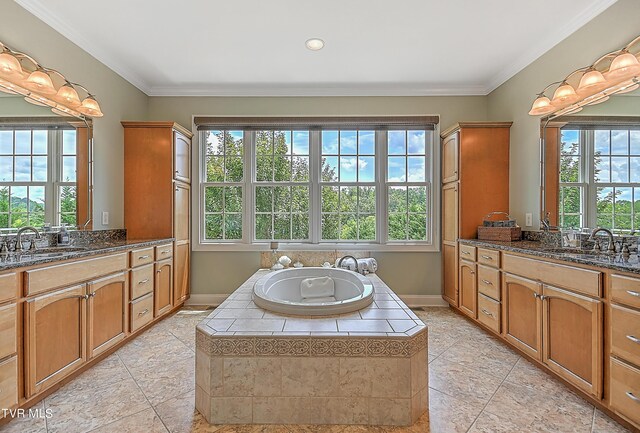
[0,127,77,231]
[197,117,437,248]
[558,127,640,232]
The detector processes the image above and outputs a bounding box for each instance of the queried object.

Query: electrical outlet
[525,213,533,227]
[102,211,109,225]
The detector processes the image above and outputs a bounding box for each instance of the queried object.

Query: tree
[59,185,77,226]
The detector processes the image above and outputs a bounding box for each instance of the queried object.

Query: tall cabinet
[441,122,511,308]
[122,122,193,307]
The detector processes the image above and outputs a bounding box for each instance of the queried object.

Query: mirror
[0,93,92,232]
[540,88,640,232]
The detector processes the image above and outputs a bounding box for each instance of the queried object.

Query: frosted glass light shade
[0,53,22,78]
[577,69,609,96]
[606,52,640,81]
[54,84,81,107]
[551,83,579,107]
[617,82,639,94]
[528,95,555,116]
[0,78,27,95]
[78,96,103,117]
[23,70,56,95]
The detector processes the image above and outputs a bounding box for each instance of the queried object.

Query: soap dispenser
[57,224,70,245]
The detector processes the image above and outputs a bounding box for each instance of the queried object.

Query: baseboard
[185,293,449,308]
[185,294,229,307]
[398,295,449,308]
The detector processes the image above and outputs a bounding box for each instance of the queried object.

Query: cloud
[340,157,357,170]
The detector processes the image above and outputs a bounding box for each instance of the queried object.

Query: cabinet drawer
[0,272,17,303]
[130,264,154,300]
[131,293,154,332]
[502,253,601,298]
[459,244,476,261]
[130,247,154,268]
[611,304,640,367]
[155,243,173,260]
[0,356,17,415]
[477,248,500,267]
[610,357,640,426]
[0,303,16,360]
[25,253,127,296]
[477,294,500,334]
[611,274,640,309]
[478,265,500,301]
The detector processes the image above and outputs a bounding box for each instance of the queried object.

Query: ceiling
[16,0,618,97]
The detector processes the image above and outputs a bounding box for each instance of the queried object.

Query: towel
[301,296,336,303]
[300,276,335,299]
[334,257,378,274]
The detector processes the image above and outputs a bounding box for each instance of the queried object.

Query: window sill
[193,242,440,253]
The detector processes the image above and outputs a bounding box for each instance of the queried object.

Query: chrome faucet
[589,228,615,255]
[337,255,359,274]
[15,226,41,252]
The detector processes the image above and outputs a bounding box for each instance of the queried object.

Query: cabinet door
[442,132,459,183]
[174,131,190,183]
[25,284,87,397]
[442,183,458,244]
[503,273,542,360]
[155,258,173,317]
[442,244,458,306]
[459,260,477,319]
[87,273,127,358]
[542,284,603,398]
[174,241,190,304]
[174,182,190,242]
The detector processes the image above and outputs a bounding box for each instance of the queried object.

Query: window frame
[194,119,440,252]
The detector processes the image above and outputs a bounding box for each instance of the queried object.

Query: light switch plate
[102,211,109,225]
[525,213,533,226]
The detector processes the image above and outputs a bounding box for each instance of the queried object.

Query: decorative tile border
[196,327,427,358]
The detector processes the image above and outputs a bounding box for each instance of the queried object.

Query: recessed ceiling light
[305,38,324,51]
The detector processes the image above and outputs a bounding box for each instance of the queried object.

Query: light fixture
[0,39,103,119]
[305,38,325,51]
[529,34,640,117]
[23,69,56,95]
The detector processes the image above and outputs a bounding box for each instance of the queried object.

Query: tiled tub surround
[195,270,428,426]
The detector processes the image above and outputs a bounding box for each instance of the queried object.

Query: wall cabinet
[502,273,542,360]
[458,260,477,318]
[542,284,603,397]
[87,272,128,358]
[440,122,511,308]
[25,284,87,397]
[123,121,192,307]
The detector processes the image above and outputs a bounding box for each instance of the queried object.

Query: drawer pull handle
[139,255,150,259]
[627,290,640,297]
[481,255,493,260]
[138,279,149,285]
[627,335,640,344]
[469,270,475,275]
[626,391,640,403]
[481,279,493,285]
[138,309,149,317]
[461,251,470,255]
[161,250,170,254]
[481,309,494,318]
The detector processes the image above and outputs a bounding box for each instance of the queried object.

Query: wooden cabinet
[0,356,17,416]
[123,121,193,307]
[131,293,154,332]
[130,264,154,300]
[155,259,173,317]
[478,294,500,333]
[0,272,17,303]
[610,304,640,369]
[0,303,16,360]
[87,273,127,358]
[441,122,511,307]
[541,284,603,397]
[442,244,458,306]
[459,260,477,318]
[610,357,640,426]
[503,273,542,360]
[24,284,87,397]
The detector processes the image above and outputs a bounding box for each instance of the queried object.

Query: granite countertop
[0,238,174,271]
[459,238,640,275]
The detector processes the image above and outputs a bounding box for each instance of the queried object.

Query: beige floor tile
[0,401,47,433]
[423,388,484,433]
[44,376,151,433]
[88,408,168,433]
[129,350,195,405]
[591,409,633,433]
[154,389,225,433]
[468,411,544,433]
[504,357,584,399]
[428,356,504,404]
[59,353,131,394]
[438,342,520,380]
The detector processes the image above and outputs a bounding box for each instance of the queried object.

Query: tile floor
[0,307,632,433]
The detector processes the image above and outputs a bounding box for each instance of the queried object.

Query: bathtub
[253,267,374,316]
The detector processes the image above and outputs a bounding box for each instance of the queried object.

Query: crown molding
[486,0,619,93]
[145,83,489,97]
[15,0,152,95]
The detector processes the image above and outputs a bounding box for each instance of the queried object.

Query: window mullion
[244,130,254,244]
[310,130,321,243]
[377,130,388,243]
